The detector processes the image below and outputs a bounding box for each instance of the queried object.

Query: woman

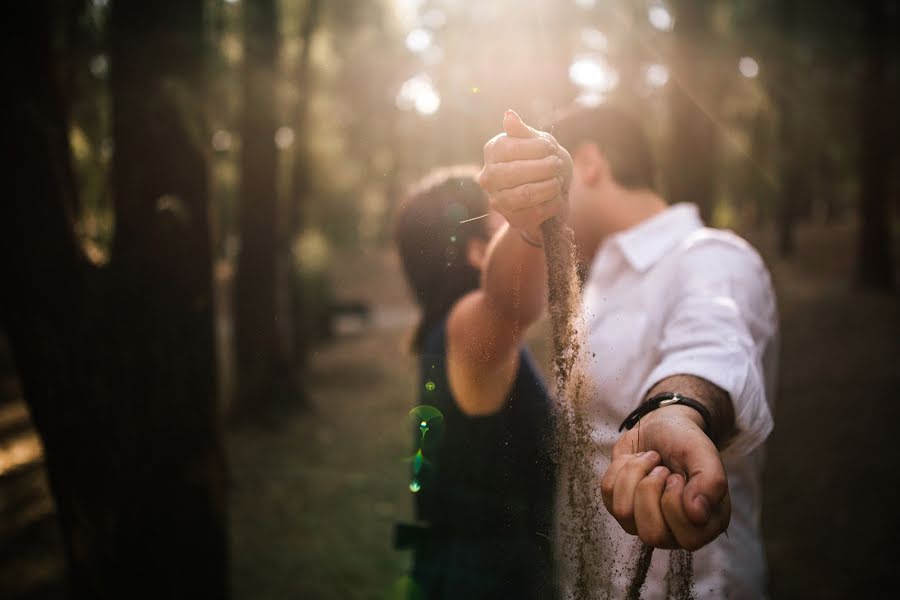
[393,165,556,599]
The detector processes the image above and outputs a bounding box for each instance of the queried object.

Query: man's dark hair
[394,165,490,352]
[548,104,657,191]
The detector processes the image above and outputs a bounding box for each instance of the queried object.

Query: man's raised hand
[478,110,573,238]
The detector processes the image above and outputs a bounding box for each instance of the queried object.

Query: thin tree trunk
[235,0,294,411]
[857,0,894,290]
[290,0,322,373]
[771,0,799,258]
[1,1,229,597]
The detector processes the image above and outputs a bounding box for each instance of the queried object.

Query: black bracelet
[619,392,713,437]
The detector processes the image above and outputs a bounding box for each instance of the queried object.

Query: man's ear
[466,237,489,271]
[573,141,611,187]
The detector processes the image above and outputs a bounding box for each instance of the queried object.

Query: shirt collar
[606,203,704,273]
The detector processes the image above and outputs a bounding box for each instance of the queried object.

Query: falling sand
[540,217,694,599]
[541,217,611,599]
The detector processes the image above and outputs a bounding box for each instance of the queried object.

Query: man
[477,107,778,598]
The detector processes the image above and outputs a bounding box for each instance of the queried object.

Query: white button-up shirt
[556,203,778,599]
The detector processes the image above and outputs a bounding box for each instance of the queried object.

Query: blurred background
[1,0,898,598]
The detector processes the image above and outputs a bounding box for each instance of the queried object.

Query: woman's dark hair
[394,165,490,353]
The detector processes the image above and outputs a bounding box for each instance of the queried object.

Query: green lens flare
[406,405,445,493]
[409,405,443,423]
[424,380,436,392]
[412,449,424,475]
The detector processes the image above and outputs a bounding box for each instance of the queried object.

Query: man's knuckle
[477,169,490,190]
[519,184,533,204]
[600,476,614,498]
[613,497,634,520]
[709,474,728,497]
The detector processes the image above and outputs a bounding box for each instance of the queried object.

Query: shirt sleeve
[638,238,777,460]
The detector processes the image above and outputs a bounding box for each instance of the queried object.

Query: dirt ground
[1,220,899,599]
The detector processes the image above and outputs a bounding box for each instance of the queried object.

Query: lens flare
[406,405,444,493]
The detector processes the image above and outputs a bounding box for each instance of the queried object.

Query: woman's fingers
[601,451,662,535]
[634,466,679,548]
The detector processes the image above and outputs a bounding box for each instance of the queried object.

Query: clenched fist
[600,404,732,551]
[478,110,573,239]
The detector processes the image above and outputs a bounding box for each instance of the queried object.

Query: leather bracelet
[519,229,544,248]
[619,392,713,437]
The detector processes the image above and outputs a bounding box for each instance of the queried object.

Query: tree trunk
[665,0,718,223]
[107,0,228,596]
[857,0,895,290]
[771,0,799,258]
[1,1,229,597]
[235,0,295,412]
[290,0,322,374]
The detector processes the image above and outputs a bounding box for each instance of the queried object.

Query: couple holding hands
[394,105,777,599]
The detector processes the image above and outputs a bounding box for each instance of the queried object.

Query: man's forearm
[647,374,736,448]
[481,222,548,327]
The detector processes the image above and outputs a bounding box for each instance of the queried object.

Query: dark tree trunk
[857,0,895,290]
[0,3,101,591]
[107,0,228,596]
[235,0,295,412]
[665,0,718,223]
[1,1,229,597]
[771,0,800,258]
[776,100,801,258]
[289,0,322,373]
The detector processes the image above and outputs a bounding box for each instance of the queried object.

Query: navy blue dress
[402,319,556,599]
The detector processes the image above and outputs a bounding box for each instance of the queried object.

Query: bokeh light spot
[396,74,441,116]
[405,28,432,53]
[424,380,436,392]
[274,126,295,149]
[648,3,675,31]
[569,54,619,93]
[212,129,232,152]
[739,56,760,78]
[645,63,669,88]
[89,54,109,78]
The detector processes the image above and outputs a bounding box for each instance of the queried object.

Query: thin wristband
[618,392,713,438]
[519,229,543,248]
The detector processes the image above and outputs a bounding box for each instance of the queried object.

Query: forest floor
[1,219,899,599]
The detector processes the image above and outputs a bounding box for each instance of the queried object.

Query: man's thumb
[681,444,729,527]
[503,109,538,139]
